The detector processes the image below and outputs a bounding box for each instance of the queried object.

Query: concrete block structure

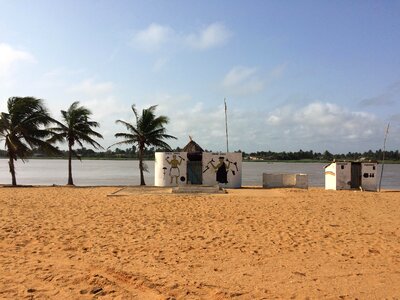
[155,139,242,188]
[263,173,308,189]
[324,161,378,191]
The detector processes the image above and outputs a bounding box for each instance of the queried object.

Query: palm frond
[108,139,136,149]
[114,132,137,140]
[131,104,139,125]
[113,103,176,151]
[115,119,140,135]
[76,134,103,150]
[52,100,103,151]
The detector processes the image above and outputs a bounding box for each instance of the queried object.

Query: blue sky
[1,0,400,153]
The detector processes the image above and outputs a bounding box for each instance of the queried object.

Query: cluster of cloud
[222,66,266,96]
[264,102,386,151]
[66,78,128,142]
[1,40,396,153]
[1,72,395,153]
[0,43,35,78]
[142,93,227,150]
[69,78,114,97]
[185,22,232,50]
[0,43,37,111]
[221,63,287,97]
[146,94,390,153]
[131,23,174,52]
[130,22,232,52]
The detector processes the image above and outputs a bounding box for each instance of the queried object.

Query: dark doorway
[351,162,361,189]
[187,152,202,184]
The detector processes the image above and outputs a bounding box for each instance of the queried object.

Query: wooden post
[378,122,390,192]
[224,98,229,153]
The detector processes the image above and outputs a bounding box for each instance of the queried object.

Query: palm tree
[0,97,59,186]
[112,104,176,185]
[50,101,103,185]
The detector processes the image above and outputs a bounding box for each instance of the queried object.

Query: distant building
[324,161,378,191]
[155,139,242,188]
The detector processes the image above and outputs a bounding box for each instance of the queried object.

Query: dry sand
[0,186,399,299]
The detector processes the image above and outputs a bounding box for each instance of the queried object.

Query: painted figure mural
[213,157,229,183]
[165,154,185,184]
[155,151,241,188]
[203,156,239,184]
[208,157,228,183]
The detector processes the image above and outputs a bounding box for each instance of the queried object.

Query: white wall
[202,152,242,188]
[325,162,351,190]
[335,162,351,190]
[361,163,378,191]
[155,152,187,186]
[324,163,337,190]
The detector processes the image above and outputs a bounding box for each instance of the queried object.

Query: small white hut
[324,161,378,191]
[155,140,242,188]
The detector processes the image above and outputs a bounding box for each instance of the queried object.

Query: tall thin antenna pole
[224,98,229,153]
[378,122,390,192]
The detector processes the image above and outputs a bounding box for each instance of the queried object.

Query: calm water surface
[0,159,398,189]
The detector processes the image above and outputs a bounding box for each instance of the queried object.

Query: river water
[0,159,398,189]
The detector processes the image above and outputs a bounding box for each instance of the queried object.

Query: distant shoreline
[1,157,399,163]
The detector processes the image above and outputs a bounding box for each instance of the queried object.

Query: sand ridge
[0,187,399,299]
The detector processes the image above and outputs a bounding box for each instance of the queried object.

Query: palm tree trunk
[8,156,17,186]
[139,144,146,186]
[67,144,74,185]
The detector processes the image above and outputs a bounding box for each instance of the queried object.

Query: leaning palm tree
[111,104,176,185]
[0,97,59,186]
[49,101,103,185]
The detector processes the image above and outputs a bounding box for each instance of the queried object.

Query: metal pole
[224,98,229,153]
[378,122,390,192]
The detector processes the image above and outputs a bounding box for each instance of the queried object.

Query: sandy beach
[0,186,399,299]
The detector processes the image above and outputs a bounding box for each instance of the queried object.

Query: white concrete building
[324,161,378,191]
[154,140,242,188]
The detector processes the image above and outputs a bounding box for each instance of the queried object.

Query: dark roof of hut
[183,138,204,153]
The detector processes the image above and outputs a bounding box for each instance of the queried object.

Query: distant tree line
[2,147,399,162]
[241,149,400,161]
[0,146,163,160]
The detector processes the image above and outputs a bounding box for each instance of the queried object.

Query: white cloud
[222,66,266,96]
[221,63,288,97]
[223,66,257,86]
[266,115,281,124]
[142,93,228,149]
[130,23,174,52]
[63,78,127,148]
[69,78,114,97]
[265,102,383,149]
[67,78,123,121]
[186,22,232,50]
[130,22,232,53]
[161,99,392,153]
[0,43,36,90]
[105,92,396,153]
[0,43,35,77]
